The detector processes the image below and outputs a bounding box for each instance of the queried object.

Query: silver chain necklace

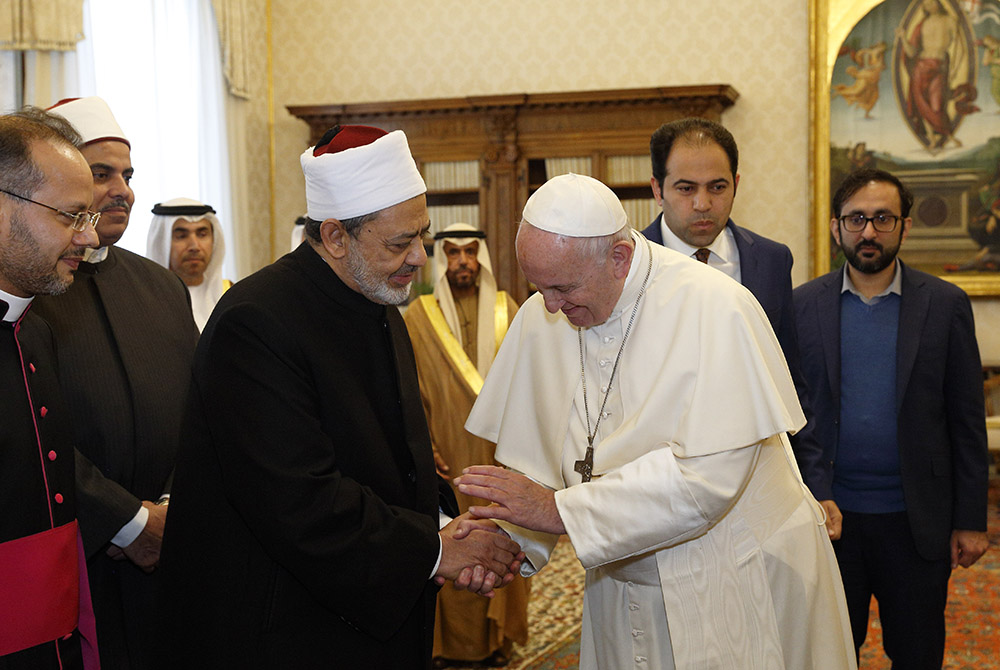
[574,237,653,483]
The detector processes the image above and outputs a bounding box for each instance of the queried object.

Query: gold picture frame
[810,0,1000,296]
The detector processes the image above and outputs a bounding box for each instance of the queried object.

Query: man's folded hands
[435,512,524,597]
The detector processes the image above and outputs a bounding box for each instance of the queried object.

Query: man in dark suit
[641,118,836,535]
[158,125,522,669]
[794,168,989,668]
[31,97,199,670]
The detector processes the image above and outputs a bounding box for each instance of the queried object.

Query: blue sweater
[835,292,905,513]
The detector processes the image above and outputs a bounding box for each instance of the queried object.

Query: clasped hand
[454,466,565,535]
[435,512,524,598]
[106,500,167,573]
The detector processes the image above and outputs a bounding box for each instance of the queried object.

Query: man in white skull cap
[454,173,857,669]
[146,197,230,331]
[403,223,528,668]
[31,96,198,670]
[158,125,523,669]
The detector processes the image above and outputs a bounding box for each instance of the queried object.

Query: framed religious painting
[810,0,1000,295]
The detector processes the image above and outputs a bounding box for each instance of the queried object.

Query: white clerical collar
[840,258,903,305]
[606,230,650,322]
[85,246,110,263]
[0,287,34,323]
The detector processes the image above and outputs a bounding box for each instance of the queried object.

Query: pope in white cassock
[455,173,856,669]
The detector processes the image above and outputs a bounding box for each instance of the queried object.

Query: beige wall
[254,0,1000,362]
[267,0,811,275]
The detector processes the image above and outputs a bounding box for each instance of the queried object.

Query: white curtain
[75,0,235,280]
[0,51,18,111]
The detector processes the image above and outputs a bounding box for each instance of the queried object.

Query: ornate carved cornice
[287,85,738,158]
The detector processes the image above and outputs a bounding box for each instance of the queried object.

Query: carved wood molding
[288,85,737,160]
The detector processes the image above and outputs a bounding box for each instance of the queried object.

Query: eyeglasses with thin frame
[0,188,101,232]
[838,213,901,233]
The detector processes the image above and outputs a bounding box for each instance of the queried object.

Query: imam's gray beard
[345,243,412,305]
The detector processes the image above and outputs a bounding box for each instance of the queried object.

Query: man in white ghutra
[454,173,856,669]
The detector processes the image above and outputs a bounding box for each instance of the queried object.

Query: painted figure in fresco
[834,41,889,118]
[847,142,876,170]
[980,34,1000,110]
[951,160,1000,271]
[895,0,976,149]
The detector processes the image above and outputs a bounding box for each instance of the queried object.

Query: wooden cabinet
[288,84,738,303]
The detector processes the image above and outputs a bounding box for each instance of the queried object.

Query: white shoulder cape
[465,239,804,491]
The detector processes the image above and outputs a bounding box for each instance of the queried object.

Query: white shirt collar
[840,258,903,305]
[658,216,740,281]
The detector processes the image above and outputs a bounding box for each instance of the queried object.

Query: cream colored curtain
[0,0,84,51]
[22,50,79,108]
[211,0,251,100]
[422,160,481,233]
[544,157,592,178]
[606,155,650,185]
[224,95,257,278]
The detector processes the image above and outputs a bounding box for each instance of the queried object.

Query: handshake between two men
[434,465,562,597]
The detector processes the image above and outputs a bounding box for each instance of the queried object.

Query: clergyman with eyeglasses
[0,111,101,667]
[29,96,199,670]
[793,167,990,667]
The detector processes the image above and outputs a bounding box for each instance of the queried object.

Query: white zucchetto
[522,173,628,237]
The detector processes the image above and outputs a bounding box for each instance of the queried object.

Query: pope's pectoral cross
[574,444,595,483]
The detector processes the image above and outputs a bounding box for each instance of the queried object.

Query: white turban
[48,96,129,147]
[522,173,627,237]
[431,223,498,378]
[300,126,426,221]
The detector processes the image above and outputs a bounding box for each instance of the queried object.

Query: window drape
[0,0,84,51]
[211,0,250,100]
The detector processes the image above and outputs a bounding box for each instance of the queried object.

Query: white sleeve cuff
[110,504,148,548]
[429,507,451,579]
[430,535,443,580]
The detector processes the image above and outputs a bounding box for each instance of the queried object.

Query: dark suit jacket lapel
[643,213,665,244]
[818,269,843,409]
[729,221,760,294]
[896,263,928,413]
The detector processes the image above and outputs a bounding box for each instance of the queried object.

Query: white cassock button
[603,336,615,344]
[600,385,609,394]
[599,359,609,368]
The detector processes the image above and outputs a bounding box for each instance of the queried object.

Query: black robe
[31,246,198,670]
[0,303,91,669]
[158,243,456,669]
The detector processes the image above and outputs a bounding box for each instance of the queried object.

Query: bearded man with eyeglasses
[794,168,989,669]
[0,112,102,668]
[30,97,199,670]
